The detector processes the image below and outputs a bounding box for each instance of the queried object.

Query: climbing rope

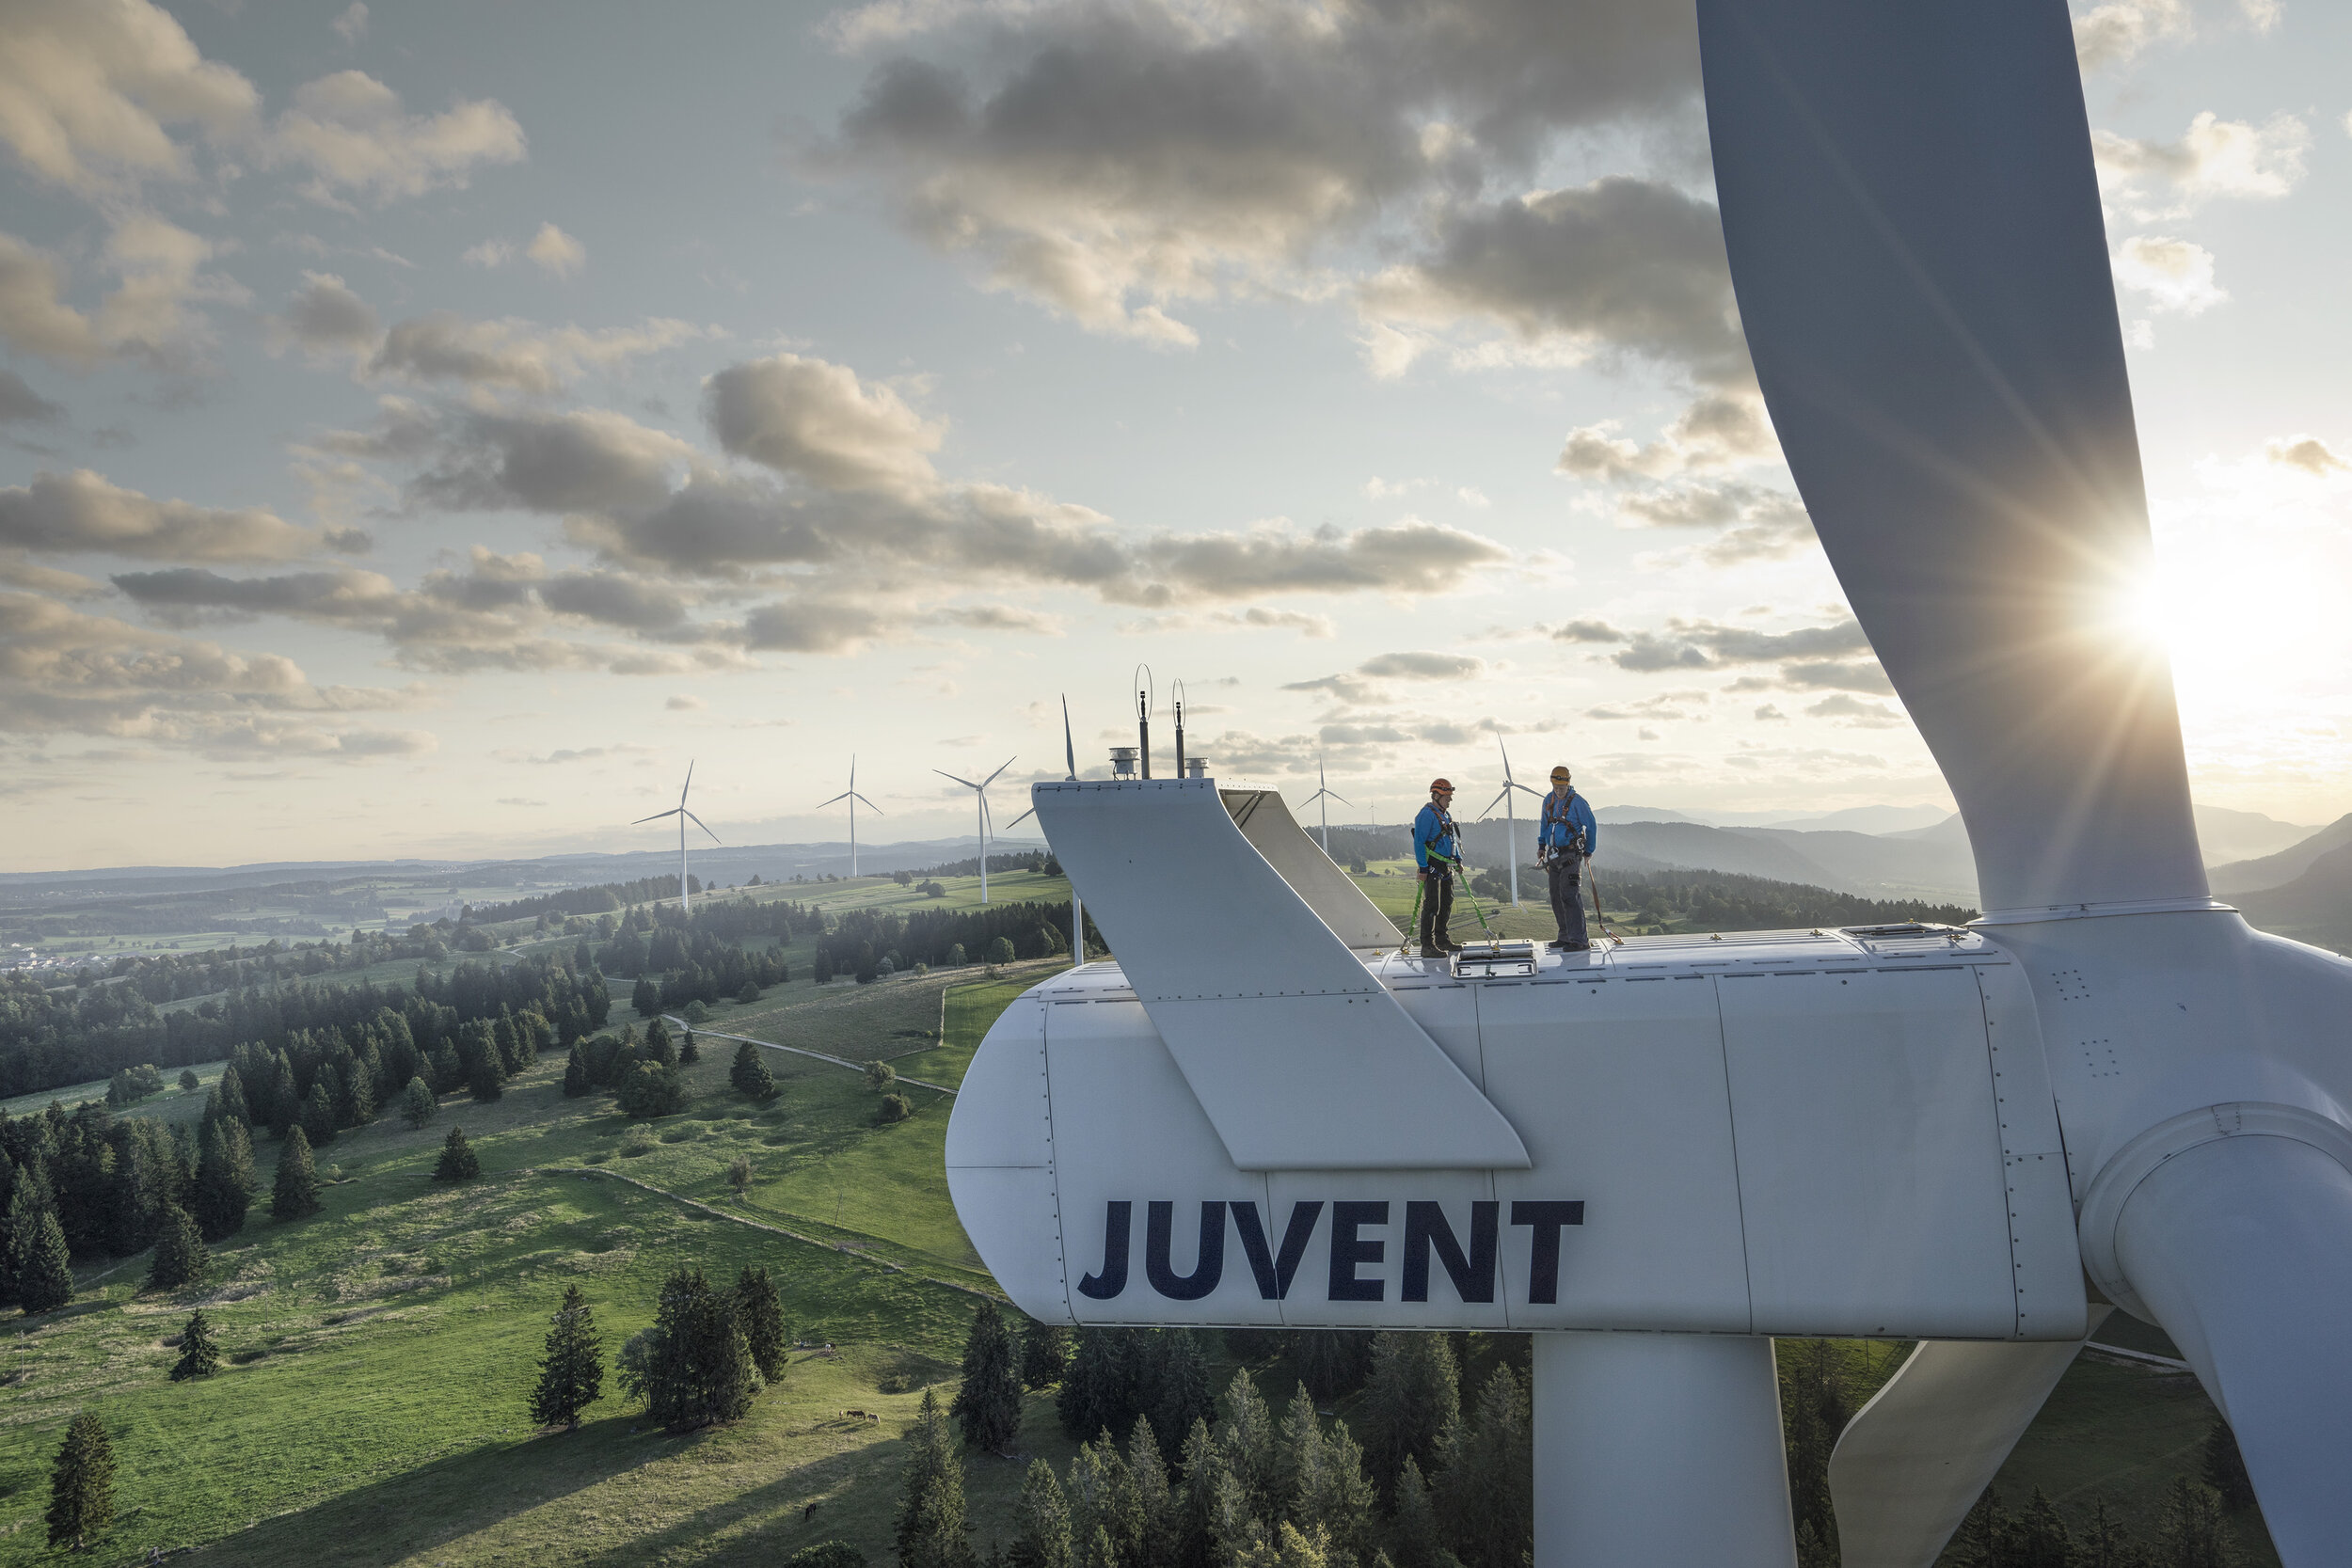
[1582,855,1625,946]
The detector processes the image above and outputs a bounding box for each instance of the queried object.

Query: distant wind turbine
[1302,755,1348,857]
[1477,735,1543,906]
[936,755,1016,904]
[1005,699,1084,961]
[633,761,721,914]
[816,757,882,879]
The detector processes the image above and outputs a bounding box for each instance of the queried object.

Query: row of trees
[561,1019,698,1117]
[527,1269,788,1432]
[814,902,1095,984]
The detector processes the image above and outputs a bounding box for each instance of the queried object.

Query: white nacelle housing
[947,921,2085,1341]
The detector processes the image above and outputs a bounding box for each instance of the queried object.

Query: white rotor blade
[681,758,693,805]
[683,809,722,845]
[1830,1320,2107,1567]
[1477,788,1510,819]
[1698,0,2202,912]
[631,808,680,826]
[1004,805,1037,830]
[934,768,979,790]
[815,790,851,809]
[980,754,1017,789]
[850,792,883,814]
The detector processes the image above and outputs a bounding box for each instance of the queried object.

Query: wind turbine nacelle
[945,780,2085,1339]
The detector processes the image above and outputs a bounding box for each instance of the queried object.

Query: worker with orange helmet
[1413,777,1461,957]
[1538,764,1599,951]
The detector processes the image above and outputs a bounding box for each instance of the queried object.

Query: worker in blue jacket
[1538,765,1599,951]
[1413,778,1460,957]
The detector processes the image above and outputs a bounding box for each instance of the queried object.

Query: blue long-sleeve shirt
[1538,789,1598,856]
[1412,801,1457,869]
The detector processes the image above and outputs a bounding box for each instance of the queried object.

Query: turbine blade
[631,809,680,825]
[1327,791,1350,806]
[815,791,850,808]
[1005,806,1037,830]
[981,755,1017,788]
[1062,695,1077,782]
[684,810,722,845]
[934,768,978,789]
[1699,0,2200,910]
[1479,789,1509,818]
[850,792,883,813]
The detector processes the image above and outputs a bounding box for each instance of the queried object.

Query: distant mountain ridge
[2210,813,2352,897]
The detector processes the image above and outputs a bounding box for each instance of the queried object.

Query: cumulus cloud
[266,71,525,206]
[1617,480,1816,564]
[2073,0,2191,70]
[2094,111,2308,222]
[813,0,1702,348]
[1591,615,1892,693]
[526,222,586,277]
[707,353,944,499]
[2112,235,2226,316]
[0,588,428,755]
[2265,436,2346,475]
[1358,651,1485,680]
[1556,392,1774,482]
[1804,693,1904,728]
[333,3,369,45]
[0,218,242,370]
[0,369,63,425]
[275,270,381,356]
[368,311,715,393]
[1360,177,1744,382]
[0,469,319,562]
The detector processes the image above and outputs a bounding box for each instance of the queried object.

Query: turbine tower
[632,761,720,914]
[1301,755,1347,857]
[936,756,1016,904]
[1477,736,1542,906]
[816,757,881,879]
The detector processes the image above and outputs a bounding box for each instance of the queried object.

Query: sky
[2,0,2348,872]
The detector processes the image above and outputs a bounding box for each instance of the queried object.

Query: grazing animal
[804,1502,819,1522]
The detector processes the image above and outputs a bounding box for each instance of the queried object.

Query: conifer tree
[469,1050,505,1102]
[434,1127,481,1181]
[20,1210,73,1315]
[147,1202,209,1291]
[1057,1327,1136,1443]
[2080,1497,2150,1568]
[2153,1478,2239,1567]
[730,1039,777,1101]
[271,1124,321,1220]
[2201,1419,2256,1511]
[301,1080,338,1146]
[215,1063,251,1127]
[1358,1331,1458,1502]
[192,1117,255,1241]
[735,1265,787,1382]
[1176,1417,1230,1568]
[1433,1365,1531,1568]
[896,1387,977,1568]
[1,1172,47,1306]
[1386,1456,1449,1568]
[1012,1458,1074,1568]
[530,1283,605,1428]
[679,1027,699,1065]
[170,1308,220,1381]
[952,1297,1025,1452]
[1021,1320,1071,1389]
[45,1411,114,1549]
[1149,1329,1216,1456]
[1294,1331,1375,1403]
[1217,1369,1282,1526]
[645,1017,678,1067]
[632,975,660,1016]
[1127,1415,1177,1568]
[629,1268,756,1431]
[564,1044,595,1098]
[400,1076,437,1129]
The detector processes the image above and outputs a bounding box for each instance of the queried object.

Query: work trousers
[1418,868,1455,953]
[1547,856,1589,948]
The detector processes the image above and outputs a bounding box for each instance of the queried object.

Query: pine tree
[1012,1458,1075,1568]
[1176,1417,1230,1568]
[1127,1415,1177,1568]
[1294,1331,1375,1403]
[1218,1370,1282,1526]
[952,1297,1025,1452]
[1057,1327,1132,1442]
[2005,1485,2073,1568]
[2153,1478,2240,1568]
[645,1017,678,1067]
[192,1117,255,1241]
[2200,1420,2256,1511]
[170,1307,221,1381]
[400,1077,437,1129]
[469,1049,505,1102]
[1279,1385,1375,1568]
[271,1124,321,1220]
[45,1411,114,1549]
[630,1268,756,1431]
[147,1202,209,1291]
[564,1044,594,1098]
[1,1170,48,1307]
[434,1127,481,1181]
[297,1080,336,1146]
[1022,1320,1072,1389]
[730,1039,778,1101]
[1148,1329,1216,1456]
[1433,1365,1532,1568]
[1358,1331,1458,1502]
[530,1283,605,1428]
[735,1265,787,1383]
[1386,1456,1448,1568]
[632,975,660,1016]
[679,1027,699,1065]
[215,1063,251,1127]
[2080,1497,2152,1568]
[20,1210,73,1315]
[896,1387,977,1568]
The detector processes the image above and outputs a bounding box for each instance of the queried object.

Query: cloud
[1804,693,1904,728]
[526,222,586,277]
[0,217,242,370]
[2265,436,2346,475]
[266,71,525,206]
[1549,619,1627,643]
[2094,111,2309,221]
[1754,704,1787,721]
[664,694,706,710]
[0,0,260,197]
[0,369,63,425]
[813,0,1701,348]
[1606,615,1891,694]
[1555,392,1774,482]
[1617,480,1816,564]
[1456,487,1489,509]
[707,353,945,499]
[275,270,381,356]
[2112,235,2226,316]
[2073,0,2190,71]
[0,588,427,756]
[1358,651,1485,680]
[333,3,368,45]
[1360,178,1745,383]
[1587,689,1708,721]
[522,744,653,766]
[1,469,319,562]
[368,311,715,393]
[930,603,1061,633]
[741,597,888,653]
[462,238,514,268]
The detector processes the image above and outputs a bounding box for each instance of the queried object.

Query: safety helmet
[1550,766,1571,783]
[1430,777,1454,793]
